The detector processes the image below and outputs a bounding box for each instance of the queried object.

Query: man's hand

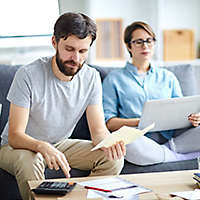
[102,141,126,160]
[37,141,71,178]
[188,113,200,127]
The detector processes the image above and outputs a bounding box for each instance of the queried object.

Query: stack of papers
[193,173,200,187]
[91,123,155,151]
[79,177,151,200]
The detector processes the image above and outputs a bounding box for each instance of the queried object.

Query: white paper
[171,189,200,200]
[91,123,155,151]
[92,191,139,200]
[87,190,102,199]
[79,177,150,200]
[192,189,200,199]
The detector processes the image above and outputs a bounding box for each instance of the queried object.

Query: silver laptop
[138,95,200,132]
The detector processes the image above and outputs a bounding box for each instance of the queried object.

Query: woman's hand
[188,113,200,127]
[102,141,126,160]
[37,141,71,178]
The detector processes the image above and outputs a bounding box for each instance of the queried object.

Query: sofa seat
[1,63,200,199]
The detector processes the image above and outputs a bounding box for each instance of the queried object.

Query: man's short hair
[54,12,97,46]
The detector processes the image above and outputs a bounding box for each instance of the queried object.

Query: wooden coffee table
[28,170,199,200]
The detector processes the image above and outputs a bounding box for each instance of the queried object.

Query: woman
[103,21,200,165]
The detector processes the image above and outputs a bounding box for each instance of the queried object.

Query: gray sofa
[0,63,199,200]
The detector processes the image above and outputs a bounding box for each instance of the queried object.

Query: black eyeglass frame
[130,37,156,47]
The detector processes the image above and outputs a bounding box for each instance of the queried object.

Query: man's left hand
[102,141,126,160]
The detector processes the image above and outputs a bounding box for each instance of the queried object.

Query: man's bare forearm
[8,131,44,153]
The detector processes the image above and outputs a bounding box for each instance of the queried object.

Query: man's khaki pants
[0,139,124,200]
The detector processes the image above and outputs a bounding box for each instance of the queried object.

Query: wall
[87,0,160,65]
[58,0,200,66]
[0,0,200,65]
[59,0,88,14]
[161,0,200,52]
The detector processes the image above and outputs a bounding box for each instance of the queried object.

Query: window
[0,0,59,47]
[96,19,123,60]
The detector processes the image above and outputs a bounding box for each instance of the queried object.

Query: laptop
[138,95,200,132]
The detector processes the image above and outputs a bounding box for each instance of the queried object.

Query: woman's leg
[169,126,200,153]
[163,142,200,162]
[125,135,165,165]
[125,135,200,165]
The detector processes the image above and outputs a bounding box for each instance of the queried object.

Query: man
[0,12,125,200]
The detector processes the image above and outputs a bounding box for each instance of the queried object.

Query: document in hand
[91,123,155,151]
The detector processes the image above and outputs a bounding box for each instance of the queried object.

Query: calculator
[32,181,76,195]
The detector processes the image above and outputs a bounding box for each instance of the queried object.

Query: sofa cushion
[121,158,198,174]
[163,64,197,96]
[0,65,20,140]
[0,168,22,200]
[89,65,117,81]
[192,64,200,95]
[70,113,90,140]
[91,64,198,96]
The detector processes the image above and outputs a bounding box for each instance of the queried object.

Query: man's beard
[55,51,84,77]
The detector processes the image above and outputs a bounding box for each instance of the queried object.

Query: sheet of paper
[192,189,200,199]
[171,189,200,200]
[79,177,150,200]
[87,190,101,199]
[91,123,155,151]
[87,190,139,200]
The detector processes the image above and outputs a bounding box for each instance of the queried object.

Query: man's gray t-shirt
[1,57,102,145]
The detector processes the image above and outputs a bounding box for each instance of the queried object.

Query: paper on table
[171,189,200,200]
[87,190,139,200]
[79,177,149,200]
[91,123,155,151]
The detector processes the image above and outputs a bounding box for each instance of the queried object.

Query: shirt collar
[125,61,155,75]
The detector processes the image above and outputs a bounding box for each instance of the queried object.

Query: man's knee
[91,149,124,176]
[14,150,38,166]
[108,157,124,175]
[10,150,45,200]
[14,150,45,179]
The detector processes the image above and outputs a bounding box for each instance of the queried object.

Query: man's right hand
[37,141,71,178]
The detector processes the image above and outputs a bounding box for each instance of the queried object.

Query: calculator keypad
[32,181,76,195]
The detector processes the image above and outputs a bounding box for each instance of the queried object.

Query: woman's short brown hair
[124,21,156,57]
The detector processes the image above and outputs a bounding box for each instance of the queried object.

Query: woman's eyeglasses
[130,38,156,48]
